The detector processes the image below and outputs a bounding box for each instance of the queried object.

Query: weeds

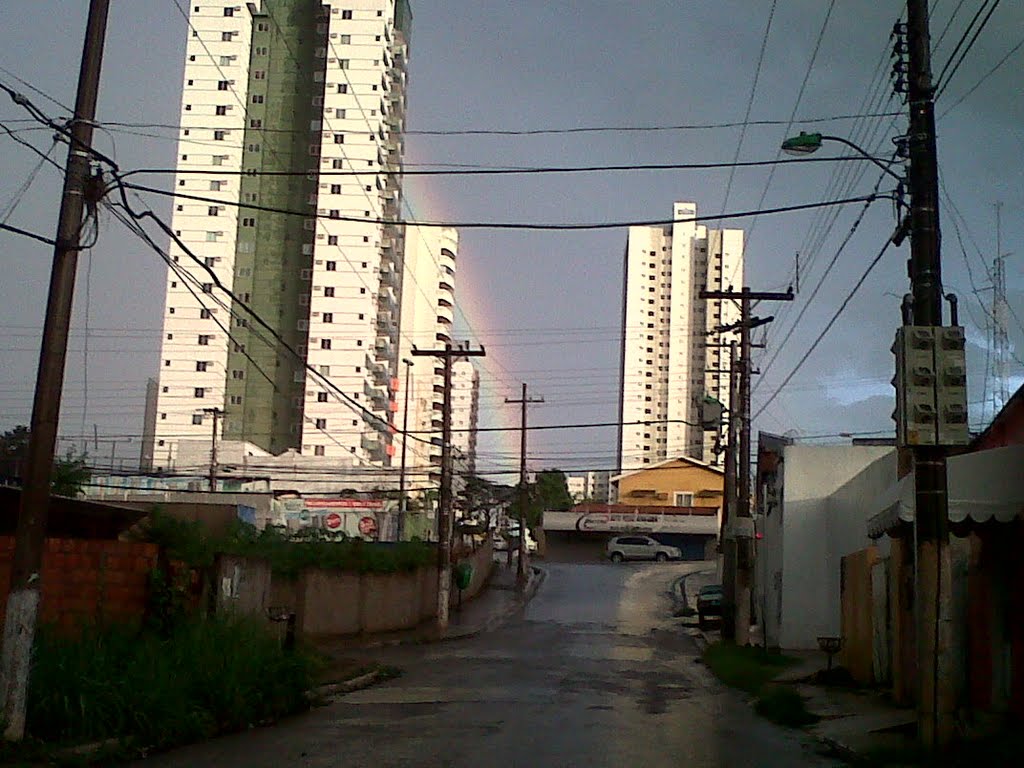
[26,616,318,749]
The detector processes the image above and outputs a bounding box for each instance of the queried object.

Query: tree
[0,426,90,496]
[523,469,572,529]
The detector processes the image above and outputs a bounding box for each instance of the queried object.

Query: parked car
[696,584,724,628]
[606,535,681,563]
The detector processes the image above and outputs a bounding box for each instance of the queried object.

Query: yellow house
[612,456,724,510]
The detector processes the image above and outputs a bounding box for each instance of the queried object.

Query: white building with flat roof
[617,201,744,471]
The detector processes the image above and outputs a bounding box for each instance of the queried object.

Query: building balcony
[364,379,388,409]
[436,303,455,325]
[361,432,386,460]
[377,284,398,315]
[374,335,393,362]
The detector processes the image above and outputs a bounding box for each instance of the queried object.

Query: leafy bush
[138,511,434,578]
[755,685,819,727]
[27,616,317,748]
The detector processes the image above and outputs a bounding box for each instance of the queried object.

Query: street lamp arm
[818,135,904,181]
[781,131,903,182]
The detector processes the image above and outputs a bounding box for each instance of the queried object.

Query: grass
[140,511,435,577]
[703,642,818,727]
[23,615,320,752]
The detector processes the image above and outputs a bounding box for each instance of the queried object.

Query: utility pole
[905,0,953,747]
[202,408,223,492]
[701,287,792,646]
[397,358,413,542]
[505,384,544,588]
[720,342,738,640]
[0,0,110,741]
[412,342,485,634]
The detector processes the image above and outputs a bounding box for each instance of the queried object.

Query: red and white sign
[358,516,378,537]
[306,498,385,510]
[324,512,343,530]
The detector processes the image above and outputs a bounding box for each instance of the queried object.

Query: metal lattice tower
[992,202,1011,413]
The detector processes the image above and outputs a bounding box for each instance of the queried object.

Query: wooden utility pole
[701,287,792,645]
[905,0,953,746]
[202,408,223,492]
[720,342,738,639]
[0,0,111,741]
[505,384,544,588]
[412,343,485,633]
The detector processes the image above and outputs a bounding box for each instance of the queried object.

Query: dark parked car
[696,584,723,628]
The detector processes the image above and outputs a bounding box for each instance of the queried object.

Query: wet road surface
[137,562,838,767]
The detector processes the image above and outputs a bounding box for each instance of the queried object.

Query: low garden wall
[216,539,495,637]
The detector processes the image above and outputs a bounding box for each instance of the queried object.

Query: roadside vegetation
[139,510,435,577]
[0,615,319,764]
[702,642,818,727]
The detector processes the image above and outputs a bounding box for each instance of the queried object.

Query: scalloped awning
[868,444,1024,538]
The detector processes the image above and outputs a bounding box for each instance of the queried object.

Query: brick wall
[0,536,158,633]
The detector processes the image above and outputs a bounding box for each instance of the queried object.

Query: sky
[1,0,1022,481]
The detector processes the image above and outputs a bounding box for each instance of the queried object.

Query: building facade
[149,0,412,470]
[393,225,460,488]
[451,359,480,474]
[616,201,743,471]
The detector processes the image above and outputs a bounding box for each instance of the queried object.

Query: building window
[192,414,204,425]
[207,206,219,216]
[201,283,213,293]
[196,361,208,372]
[337,83,348,94]
[232,369,244,379]
[253,70,265,80]
[321,339,332,349]
[230,395,242,405]
[330,184,341,195]
[214,130,226,140]
[317,392,328,402]
[341,10,352,19]
[242,217,255,227]
[223,7,234,16]
[315,418,327,429]
[314,445,325,456]
[221,32,233,42]
[326,261,336,271]
[324,286,335,297]
[329,209,340,219]
[252,94,264,104]
[323,312,333,323]
[250,118,262,128]
[217,80,229,90]
[200,308,213,319]
[198,334,211,345]
[194,387,205,398]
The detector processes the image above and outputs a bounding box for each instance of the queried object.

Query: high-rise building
[394,225,458,487]
[616,201,744,471]
[451,359,480,474]
[148,0,411,470]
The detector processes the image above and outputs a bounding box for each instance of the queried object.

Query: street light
[781,131,904,182]
[397,357,414,542]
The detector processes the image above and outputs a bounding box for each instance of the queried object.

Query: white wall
[776,445,895,649]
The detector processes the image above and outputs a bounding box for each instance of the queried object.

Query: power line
[0,222,57,246]
[717,0,778,224]
[938,33,1024,117]
[934,0,1002,98]
[121,181,881,231]
[754,236,895,420]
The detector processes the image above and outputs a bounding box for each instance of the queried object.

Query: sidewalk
[774,650,917,761]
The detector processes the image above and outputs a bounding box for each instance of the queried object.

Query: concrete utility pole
[505,384,544,589]
[701,287,792,646]
[0,0,110,741]
[412,342,485,634]
[397,357,414,542]
[906,0,953,747]
[202,407,223,492]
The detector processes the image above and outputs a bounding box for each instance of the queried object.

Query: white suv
[606,535,681,563]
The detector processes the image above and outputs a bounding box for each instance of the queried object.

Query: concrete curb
[311,668,390,701]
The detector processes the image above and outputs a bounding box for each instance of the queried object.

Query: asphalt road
[136,562,838,768]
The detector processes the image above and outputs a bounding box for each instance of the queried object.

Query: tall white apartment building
[394,225,458,487]
[451,359,480,474]
[148,0,412,471]
[616,201,744,471]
